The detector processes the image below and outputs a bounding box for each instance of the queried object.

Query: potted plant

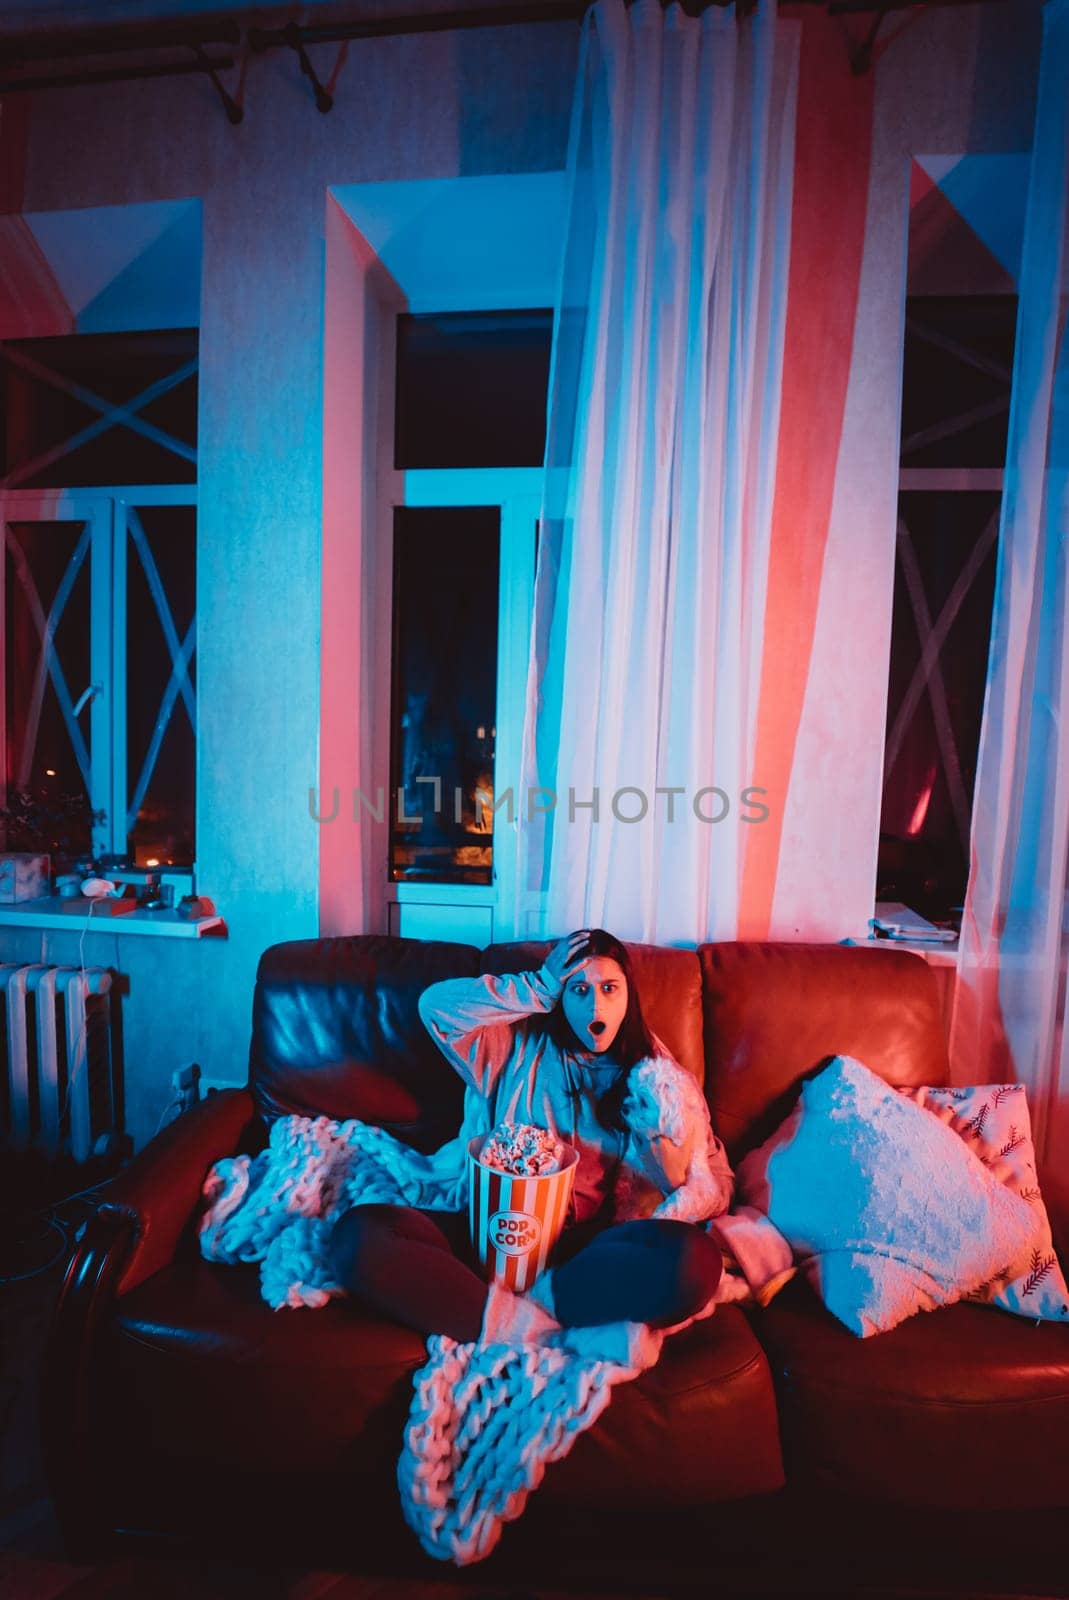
[0,787,106,880]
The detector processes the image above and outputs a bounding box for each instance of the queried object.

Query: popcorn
[468,1132,579,1287]
[480,1122,564,1178]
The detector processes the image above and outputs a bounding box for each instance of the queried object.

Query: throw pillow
[736,1055,1038,1337]
[898,1083,1069,1323]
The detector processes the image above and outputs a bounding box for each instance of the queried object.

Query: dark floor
[1,1171,1064,1600]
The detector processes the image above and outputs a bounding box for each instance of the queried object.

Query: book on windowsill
[870,902,957,943]
[60,890,137,916]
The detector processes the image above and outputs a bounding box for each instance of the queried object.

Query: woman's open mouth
[590,1021,606,1036]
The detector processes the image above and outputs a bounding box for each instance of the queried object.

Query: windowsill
[0,895,226,938]
[387,880,496,902]
[843,934,959,967]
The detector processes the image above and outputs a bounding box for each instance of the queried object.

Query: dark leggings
[327,1203,723,1343]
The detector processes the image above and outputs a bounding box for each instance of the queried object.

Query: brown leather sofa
[42,936,1069,1593]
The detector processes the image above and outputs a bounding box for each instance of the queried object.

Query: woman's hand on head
[544,930,592,986]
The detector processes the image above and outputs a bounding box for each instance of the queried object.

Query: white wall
[0,3,1042,1146]
[761,1,1040,939]
[5,19,576,1146]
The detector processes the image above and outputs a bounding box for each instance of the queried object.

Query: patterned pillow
[736,1056,1039,1337]
[898,1083,1069,1324]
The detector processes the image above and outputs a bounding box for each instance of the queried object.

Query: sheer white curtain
[950,0,1069,1167]
[513,0,798,944]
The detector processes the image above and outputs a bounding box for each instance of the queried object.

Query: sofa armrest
[104,1086,259,1295]
[41,1087,257,1554]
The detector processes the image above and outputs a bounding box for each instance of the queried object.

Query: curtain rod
[0,0,1012,106]
[0,16,239,63]
[2,0,1010,62]
[248,0,1006,51]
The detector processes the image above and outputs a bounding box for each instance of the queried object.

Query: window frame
[876,288,1015,932]
[0,482,197,868]
[385,466,541,935]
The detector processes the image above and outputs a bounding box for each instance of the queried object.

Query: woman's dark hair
[544,927,656,1069]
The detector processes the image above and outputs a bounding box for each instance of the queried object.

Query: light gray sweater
[418,964,734,1229]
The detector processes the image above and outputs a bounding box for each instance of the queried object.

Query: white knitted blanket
[401,1281,707,1564]
[198,1105,727,1564]
[199,1112,473,1309]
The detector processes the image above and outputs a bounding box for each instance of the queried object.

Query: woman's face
[561,956,629,1054]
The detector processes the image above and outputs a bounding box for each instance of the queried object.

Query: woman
[327,929,732,1341]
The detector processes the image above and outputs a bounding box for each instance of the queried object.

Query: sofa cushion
[106,1258,427,1475]
[899,1082,1069,1324]
[104,1262,782,1510]
[483,940,706,1085]
[533,1305,784,1507]
[249,935,480,1147]
[263,1058,423,1127]
[699,942,949,1159]
[755,1276,1069,1509]
[736,1056,1038,1336]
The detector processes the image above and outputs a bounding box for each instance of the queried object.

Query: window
[1,330,196,488]
[1,332,197,869]
[387,311,550,921]
[878,295,1016,924]
[4,513,93,858]
[390,507,499,885]
[123,501,196,866]
[395,310,552,469]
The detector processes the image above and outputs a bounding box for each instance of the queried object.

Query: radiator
[0,963,115,1162]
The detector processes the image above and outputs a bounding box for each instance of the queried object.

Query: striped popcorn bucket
[467,1135,579,1290]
